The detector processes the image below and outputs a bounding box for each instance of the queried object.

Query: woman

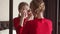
[22,0,52,34]
[13,2,33,34]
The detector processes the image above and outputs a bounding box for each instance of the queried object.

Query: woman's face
[19,5,32,18]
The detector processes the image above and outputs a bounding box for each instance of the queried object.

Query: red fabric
[13,17,27,34]
[22,18,52,34]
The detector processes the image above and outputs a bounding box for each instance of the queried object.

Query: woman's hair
[18,2,28,10]
[30,0,45,12]
[18,2,28,17]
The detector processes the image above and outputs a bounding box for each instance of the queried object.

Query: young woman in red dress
[22,0,53,34]
[13,2,34,34]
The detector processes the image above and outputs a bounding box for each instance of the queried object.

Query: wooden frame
[9,0,13,34]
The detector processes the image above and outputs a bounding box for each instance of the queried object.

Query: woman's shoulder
[13,17,19,20]
[45,18,52,22]
[13,17,20,22]
[44,18,52,25]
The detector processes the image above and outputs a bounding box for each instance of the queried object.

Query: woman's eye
[23,8,25,10]
[27,10,30,12]
[28,9,31,12]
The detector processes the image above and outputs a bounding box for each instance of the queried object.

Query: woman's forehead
[22,5,30,9]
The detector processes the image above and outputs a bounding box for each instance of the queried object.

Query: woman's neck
[37,12,44,19]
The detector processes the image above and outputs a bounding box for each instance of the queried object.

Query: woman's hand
[19,9,28,27]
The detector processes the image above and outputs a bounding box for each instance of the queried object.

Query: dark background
[44,0,57,34]
[58,0,60,34]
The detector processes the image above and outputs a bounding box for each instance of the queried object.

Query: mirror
[13,0,32,34]
[0,0,57,34]
[13,0,57,34]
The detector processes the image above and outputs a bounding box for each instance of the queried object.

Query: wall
[0,0,9,21]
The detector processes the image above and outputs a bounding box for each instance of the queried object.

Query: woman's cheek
[28,12,32,16]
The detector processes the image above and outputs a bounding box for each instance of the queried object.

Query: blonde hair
[30,0,45,12]
[18,2,28,11]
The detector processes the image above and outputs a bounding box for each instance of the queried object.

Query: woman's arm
[19,16,24,27]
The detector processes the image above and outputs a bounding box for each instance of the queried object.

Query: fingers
[20,9,28,19]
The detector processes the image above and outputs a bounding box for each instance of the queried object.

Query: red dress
[22,18,52,34]
[13,17,27,34]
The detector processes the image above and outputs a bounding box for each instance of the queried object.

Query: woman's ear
[42,2,45,11]
[39,2,45,12]
[18,13,21,16]
[19,13,21,16]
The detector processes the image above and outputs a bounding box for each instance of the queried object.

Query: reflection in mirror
[0,0,9,34]
[13,0,32,34]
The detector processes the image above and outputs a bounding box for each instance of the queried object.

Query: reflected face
[19,5,32,17]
